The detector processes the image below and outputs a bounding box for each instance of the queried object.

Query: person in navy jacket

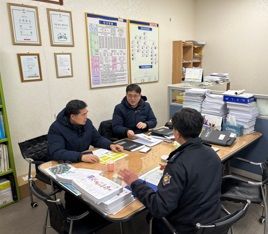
[112,84,157,139]
[48,100,123,216]
[48,99,123,163]
[119,108,222,234]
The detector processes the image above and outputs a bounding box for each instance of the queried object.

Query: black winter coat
[112,96,157,138]
[48,109,111,162]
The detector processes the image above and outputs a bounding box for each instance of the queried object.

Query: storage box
[0,179,13,206]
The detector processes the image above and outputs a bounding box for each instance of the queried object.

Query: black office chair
[149,200,250,234]
[98,119,118,141]
[29,178,109,234]
[221,157,268,234]
[19,135,55,208]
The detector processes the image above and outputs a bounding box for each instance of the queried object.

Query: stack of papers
[133,133,162,147]
[183,88,207,112]
[226,102,259,134]
[44,164,134,214]
[202,92,227,117]
[203,73,229,83]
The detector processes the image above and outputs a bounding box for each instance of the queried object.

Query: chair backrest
[98,120,118,141]
[262,160,268,183]
[29,178,67,233]
[19,135,48,163]
[196,200,250,234]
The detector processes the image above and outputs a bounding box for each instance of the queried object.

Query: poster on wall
[86,13,129,88]
[129,20,159,84]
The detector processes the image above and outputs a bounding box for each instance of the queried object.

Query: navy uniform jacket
[112,96,157,138]
[131,137,222,233]
[48,109,112,162]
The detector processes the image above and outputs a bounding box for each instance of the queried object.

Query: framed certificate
[17,53,42,82]
[54,53,73,78]
[34,0,63,5]
[8,3,41,45]
[47,9,74,46]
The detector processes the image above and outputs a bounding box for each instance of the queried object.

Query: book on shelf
[115,138,144,151]
[0,144,9,172]
[0,112,5,139]
[0,179,13,206]
[133,133,162,147]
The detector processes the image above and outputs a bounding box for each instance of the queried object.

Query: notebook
[151,127,173,137]
[200,127,236,146]
[115,139,144,151]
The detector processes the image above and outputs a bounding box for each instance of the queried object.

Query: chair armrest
[67,211,90,221]
[223,175,263,186]
[235,157,263,166]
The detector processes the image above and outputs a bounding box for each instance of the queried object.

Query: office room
[0,0,268,233]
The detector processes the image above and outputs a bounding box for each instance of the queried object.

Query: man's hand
[127,130,135,138]
[136,122,147,129]
[81,154,99,163]
[110,144,124,152]
[119,169,138,185]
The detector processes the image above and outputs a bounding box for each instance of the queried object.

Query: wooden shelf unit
[172,40,205,84]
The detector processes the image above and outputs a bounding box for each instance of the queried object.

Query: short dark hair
[126,84,141,93]
[172,108,203,139]
[65,100,87,118]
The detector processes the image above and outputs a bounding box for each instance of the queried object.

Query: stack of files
[226,102,259,134]
[133,133,162,147]
[224,91,259,134]
[183,88,207,112]
[83,187,134,215]
[202,93,227,117]
[203,73,229,83]
[0,144,9,173]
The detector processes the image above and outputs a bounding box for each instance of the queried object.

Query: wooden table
[40,132,262,221]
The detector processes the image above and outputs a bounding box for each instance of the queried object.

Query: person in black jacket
[48,100,123,215]
[48,99,123,163]
[112,84,157,139]
[119,108,222,234]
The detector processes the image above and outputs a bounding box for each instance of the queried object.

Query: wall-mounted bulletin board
[86,13,129,88]
[129,20,159,84]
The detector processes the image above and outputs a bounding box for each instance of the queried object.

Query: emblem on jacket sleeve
[162,173,171,186]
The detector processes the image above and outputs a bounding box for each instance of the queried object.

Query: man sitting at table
[112,83,157,139]
[119,108,222,234]
[48,99,123,215]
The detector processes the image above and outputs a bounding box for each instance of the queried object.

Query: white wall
[195,0,268,93]
[0,0,195,177]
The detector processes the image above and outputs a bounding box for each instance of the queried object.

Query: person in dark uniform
[48,99,123,215]
[119,108,222,234]
[112,84,157,139]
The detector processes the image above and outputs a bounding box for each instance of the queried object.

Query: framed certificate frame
[54,53,73,78]
[8,3,41,45]
[47,9,74,46]
[17,53,42,82]
[34,0,63,5]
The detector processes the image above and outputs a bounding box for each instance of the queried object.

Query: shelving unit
[0,75,19,208]
[172,40,205,84]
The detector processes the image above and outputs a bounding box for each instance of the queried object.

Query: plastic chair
[98,119,118,141]
[29,178,110,234]
[149,200,250,234]
[221,157,268,234]
[19,135,54,207]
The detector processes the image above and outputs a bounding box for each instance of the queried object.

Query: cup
[107,160,115,172]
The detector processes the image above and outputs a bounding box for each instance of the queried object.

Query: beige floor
[0,192,264,234]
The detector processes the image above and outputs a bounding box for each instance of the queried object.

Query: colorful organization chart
[86,13,129,88]
[129,20,159,84]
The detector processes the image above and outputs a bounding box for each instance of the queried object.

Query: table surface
[40,132,262,221]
